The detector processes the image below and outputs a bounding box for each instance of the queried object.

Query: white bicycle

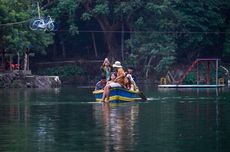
[30,16,55,31]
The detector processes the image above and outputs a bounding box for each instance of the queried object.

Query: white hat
[112,61,122,68]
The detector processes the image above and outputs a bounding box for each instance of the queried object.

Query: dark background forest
[1,0,230,83]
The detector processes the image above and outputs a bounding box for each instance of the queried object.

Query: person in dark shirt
[95,75,107,90]
[127,67,137,81]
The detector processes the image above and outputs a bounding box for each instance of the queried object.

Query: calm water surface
[0,86,230,152]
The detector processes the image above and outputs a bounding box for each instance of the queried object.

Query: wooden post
[24,53,28,71]
[17,52,20,70]
[9,55,13,71]
[27,53,30,71]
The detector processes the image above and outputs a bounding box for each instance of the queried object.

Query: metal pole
[197,61,199,85]
[216,59,218,85]
[207,61,210,85]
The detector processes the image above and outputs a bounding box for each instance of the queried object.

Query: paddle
[138,91,147,101]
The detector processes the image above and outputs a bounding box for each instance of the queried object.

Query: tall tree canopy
[49,0,230,75]
[1,0,230,78]
[51,0,149,61]
[126,0,228,76]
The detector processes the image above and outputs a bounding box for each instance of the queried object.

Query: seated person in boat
[106,72,117,85]
[101,61,125,102]
[125,74,139,91]
[126,67,136,81]
[95,75,107,90]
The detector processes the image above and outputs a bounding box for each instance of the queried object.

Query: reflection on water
[93,103,139,152]
[0,87,229,152]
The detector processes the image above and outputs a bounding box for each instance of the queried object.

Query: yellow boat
[93,88,141,103]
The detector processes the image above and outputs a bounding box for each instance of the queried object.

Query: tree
[126,1,177,77]
[0,0,53,57]
[126,0,228,78]
[173,0,225,62]
[221,0,230,59]
[50,0,146,61]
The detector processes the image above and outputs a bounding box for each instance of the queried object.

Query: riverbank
[0,71,61,88]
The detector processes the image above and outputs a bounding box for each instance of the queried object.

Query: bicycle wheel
[29,19,40,30]
[47,22,55,31]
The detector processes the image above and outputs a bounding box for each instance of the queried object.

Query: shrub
[37,65,85,79]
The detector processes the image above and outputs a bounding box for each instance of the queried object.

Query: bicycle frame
[30,16,55,31]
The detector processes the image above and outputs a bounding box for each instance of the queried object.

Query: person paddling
[101,61,125,102]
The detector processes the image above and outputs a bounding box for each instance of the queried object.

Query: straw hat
[112,61,122,68]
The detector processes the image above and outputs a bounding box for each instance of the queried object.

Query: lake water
[0,86,230,152]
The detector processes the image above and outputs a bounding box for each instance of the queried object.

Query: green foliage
[37,65,85,79]
[92,3,109,15]
[155,56,176,72]
[126,1,177,75]
[173,1,225,60]
[1,0,228,79]
[184,72,196,84]
[125,0,229,77]
[223,24,230,57]
[0,0,53,55]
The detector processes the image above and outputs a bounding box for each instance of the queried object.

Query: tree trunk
[93,16,120,62]
[24,53,28,71]
[81,2,121,62]
[91,32,98,58]
[60,40,66,59]
[103,31,120,62]
[52,42,56,59]
[145,56,154,78]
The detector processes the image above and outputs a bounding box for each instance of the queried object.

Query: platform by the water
[158,84,225,88]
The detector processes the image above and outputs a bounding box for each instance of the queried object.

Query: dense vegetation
[1,0,230,79]
[0,0,53,55]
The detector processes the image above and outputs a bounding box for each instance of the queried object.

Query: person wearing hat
[101,61,125,102]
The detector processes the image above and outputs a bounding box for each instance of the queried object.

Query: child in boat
[95,75,107,90]
[100,58,112,81]
[125,74,139,91]
[124,75,134,90]
[101,61,125,102]
[106,72,117,85]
